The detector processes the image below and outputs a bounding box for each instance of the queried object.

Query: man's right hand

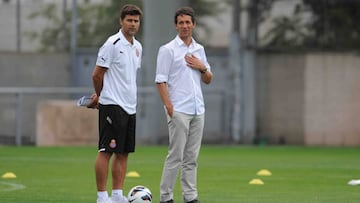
[165,103,173,117]
[87,93,99,109]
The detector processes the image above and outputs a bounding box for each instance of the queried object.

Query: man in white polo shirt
[155,7,213,203]
[87,4,142,203]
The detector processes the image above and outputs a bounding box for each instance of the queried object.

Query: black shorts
[98,104,136,153]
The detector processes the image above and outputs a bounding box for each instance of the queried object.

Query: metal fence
[0,86,227,146]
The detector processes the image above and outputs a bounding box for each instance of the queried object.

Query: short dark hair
[174,7,195,24]
[120,4,142,20]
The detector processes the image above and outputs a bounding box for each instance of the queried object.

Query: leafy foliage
[254,0,277,25]
[263,0,360,50]
[302,0,360,49]
[262,4,308,49]
[26,3,71,52]
[26,0,141,52]
[187,0,228,41]
[27,0,224,52]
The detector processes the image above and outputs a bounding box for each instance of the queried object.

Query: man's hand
[165,103,174,118]
[185,54,206,72]
[87,93,99,109]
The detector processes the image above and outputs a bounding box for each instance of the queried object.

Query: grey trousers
[160,111,204,202]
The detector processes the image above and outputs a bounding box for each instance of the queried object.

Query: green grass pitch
[0,145,360,202]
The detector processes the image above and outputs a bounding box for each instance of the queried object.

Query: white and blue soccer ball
[128,185,152,203]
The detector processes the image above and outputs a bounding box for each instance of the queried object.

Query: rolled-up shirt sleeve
[155,46,172,83]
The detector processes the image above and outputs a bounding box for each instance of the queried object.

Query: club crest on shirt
[136,48,140,57]
[109,139,117,148]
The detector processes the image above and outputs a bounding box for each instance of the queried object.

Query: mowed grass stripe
[0,146,359,203]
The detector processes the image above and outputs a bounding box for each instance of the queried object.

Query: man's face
[175,14,195,38]
[120,15,141,37]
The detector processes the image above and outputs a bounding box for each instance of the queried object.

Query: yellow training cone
[249,178,264,185]
[257,169,272,176]
[2,172,17,179]
[126,171,140,178]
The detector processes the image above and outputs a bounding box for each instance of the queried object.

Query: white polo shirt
[96,29,142,114]
[155,35,211,115]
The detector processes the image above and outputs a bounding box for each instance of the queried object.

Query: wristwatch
[199,68,208,74]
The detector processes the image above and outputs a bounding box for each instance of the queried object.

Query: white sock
[112,189,123,197]
[97,191,109,200]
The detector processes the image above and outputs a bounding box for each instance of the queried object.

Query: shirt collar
[118,29,133,46]
[175,35,198,49]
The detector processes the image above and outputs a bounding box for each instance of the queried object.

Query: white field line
[0,181,26,192]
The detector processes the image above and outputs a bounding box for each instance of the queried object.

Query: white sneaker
[97,197,112,203]
[111,195,129,203]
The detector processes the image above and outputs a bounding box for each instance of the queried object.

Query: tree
[302,0,360,49]
[262,0,360,50]
[262,4,308,49]
[26,0,142,52]
[248,0,277,48]
[27,0,225,52]
[187,0,228,41]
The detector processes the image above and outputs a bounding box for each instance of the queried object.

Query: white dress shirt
[155,35,211,115]
[96,29,142,114]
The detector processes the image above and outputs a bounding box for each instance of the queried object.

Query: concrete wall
[0,53,71,87]
[0,53,71,144]
[1,52,360,146]
[256,54,305,145]
[0,52,230,145]
[36,100,98,146]
[256,52,360,146]
[304,54,360,146]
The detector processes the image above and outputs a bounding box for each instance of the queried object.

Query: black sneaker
[187,200,200,203]
[160,200,174,203]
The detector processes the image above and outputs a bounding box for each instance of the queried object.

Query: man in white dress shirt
[155,6,213,203]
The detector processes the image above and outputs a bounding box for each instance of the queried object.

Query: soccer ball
[128,185,152,203]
